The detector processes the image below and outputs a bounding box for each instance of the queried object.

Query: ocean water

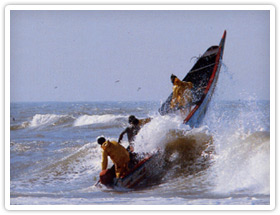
[9,97,270,206]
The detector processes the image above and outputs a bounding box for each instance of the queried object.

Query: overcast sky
[10,9,270,102]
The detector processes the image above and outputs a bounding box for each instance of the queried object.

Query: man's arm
[101,150,108,170]
[118,128,128,143]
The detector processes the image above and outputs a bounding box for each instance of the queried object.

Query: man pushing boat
[118,115,151,152]
[97,136,130,179]
[170,74,193,117]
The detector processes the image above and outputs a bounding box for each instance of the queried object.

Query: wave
[11,113,127,130]
[41,142,98,175]
[29,114,75,128]
[132,115,214,178]
[10,121,30,130]
[19,142,104,192]
[132,111,270,195]
[210,131,270,195]
[73,114,127,127]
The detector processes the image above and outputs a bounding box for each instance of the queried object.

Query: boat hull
[159,31,227,127]
[99,153,161,189]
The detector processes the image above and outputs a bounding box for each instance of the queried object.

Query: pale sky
[10,9,270,102]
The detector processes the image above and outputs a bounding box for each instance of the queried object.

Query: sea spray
[209,131,270,195]
[132,113,214,180]
[202,90,270,195]
[133,114,184,153]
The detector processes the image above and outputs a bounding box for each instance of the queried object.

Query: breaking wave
[133,115,214,179]
[210,131,270,195]
[73,114,127,127]
[11,113,128,130]
[11,114,75,130]
[29,114,74,128]
[132,106,270,195]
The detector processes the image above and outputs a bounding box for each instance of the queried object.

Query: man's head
[128,115,135,124]
[170,74,177,84]
[97,136,106,145]
[128,115,139,126]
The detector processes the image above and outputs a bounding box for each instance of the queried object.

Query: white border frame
[5,4,276,211]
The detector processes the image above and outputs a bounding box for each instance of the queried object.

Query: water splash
[209,131,270,195]
[133,114,184,153]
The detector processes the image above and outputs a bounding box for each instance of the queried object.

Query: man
[97,136,130,178]
[118,115,151,152]
[170,74,193,116]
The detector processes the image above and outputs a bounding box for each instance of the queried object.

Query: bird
[115,80,120,83]
[137,87,141,92]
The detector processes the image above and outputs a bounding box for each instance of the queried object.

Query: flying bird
[137,87,141,92]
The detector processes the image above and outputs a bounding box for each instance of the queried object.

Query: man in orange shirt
[170,74,193,116]
[97,136,130,178]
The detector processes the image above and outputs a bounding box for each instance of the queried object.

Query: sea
[9,96,271,207]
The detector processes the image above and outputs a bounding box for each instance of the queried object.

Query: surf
[73,114,127,127]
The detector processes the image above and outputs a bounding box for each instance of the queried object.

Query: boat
[99,152,162,189]
[159,30,227,127]
[98,31,227,189]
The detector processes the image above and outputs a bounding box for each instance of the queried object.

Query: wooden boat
[98,31,227,189]
[159,30,227,127]
[99,152,161,189]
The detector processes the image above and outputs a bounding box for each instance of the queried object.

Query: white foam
[210,131,270,195]
[133,114,187,153]
[73,114,125,127]
[29,114,66,127]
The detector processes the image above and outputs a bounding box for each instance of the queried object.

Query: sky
[10,8,271,102]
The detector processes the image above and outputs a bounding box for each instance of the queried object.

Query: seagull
[115,80,120,83]
[137,87,141,92]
